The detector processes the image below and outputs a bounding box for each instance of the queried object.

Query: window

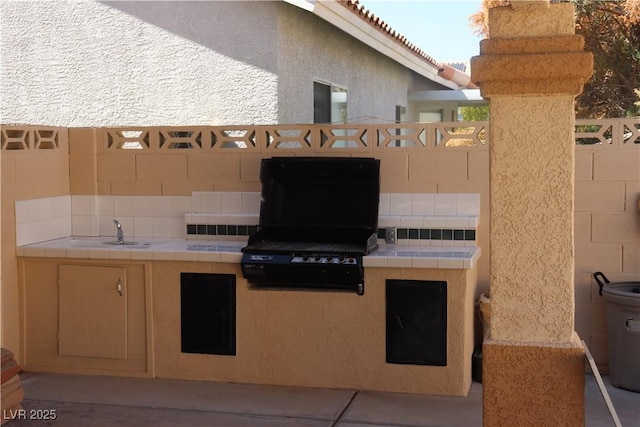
[419,108,443,123]
[314,81,347,124]
[395,105,406,124]
[393,106,408,147]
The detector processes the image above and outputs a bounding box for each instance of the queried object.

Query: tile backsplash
[15,196,72,246]
[15,192,479,247]
[379,193,479,216]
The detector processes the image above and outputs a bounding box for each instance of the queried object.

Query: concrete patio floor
[6,371,639,427]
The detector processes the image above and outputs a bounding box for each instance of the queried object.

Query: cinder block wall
[574,146,640,364]
[68,128,492,290]
[2,124,639,368]
[1,127,70,357]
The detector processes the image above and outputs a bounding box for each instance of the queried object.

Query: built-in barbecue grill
[241,156,380,295]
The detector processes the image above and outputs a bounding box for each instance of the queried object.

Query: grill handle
[593,271,610,297]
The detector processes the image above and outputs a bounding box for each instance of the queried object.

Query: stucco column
[471,1,593,425]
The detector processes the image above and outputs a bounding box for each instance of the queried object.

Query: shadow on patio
[6,371,639,427]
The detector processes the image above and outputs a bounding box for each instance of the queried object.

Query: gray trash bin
[594,272,640,392]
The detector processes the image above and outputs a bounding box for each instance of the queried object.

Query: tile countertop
[16,237,481,269]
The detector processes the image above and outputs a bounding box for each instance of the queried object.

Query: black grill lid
[257,156,380,239]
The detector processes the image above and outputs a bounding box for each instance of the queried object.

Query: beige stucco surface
[19,259,150,376]
[18,258,477,396]
[151,262,477,396]
[482,338,585,426]
[471,2,593,346]
[488,2,576,38]
[472,2,594,424]
[489,96,576,343]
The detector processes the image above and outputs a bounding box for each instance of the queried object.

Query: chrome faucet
[113,219,124,244]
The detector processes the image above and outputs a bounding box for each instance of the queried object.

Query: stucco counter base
[18,240,480,397]
[152,262,478,397]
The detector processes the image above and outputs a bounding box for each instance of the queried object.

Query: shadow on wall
[100,1,279,73]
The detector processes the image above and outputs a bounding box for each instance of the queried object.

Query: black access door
[386,279,447,366]
[181,273,236,355]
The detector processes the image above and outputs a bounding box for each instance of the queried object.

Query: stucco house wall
[276,4,431,124]
[0,1,449,127]
[1,1,279,126]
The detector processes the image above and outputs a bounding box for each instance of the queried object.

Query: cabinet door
[386,279,447,366]
[180,273,236,355]
[58,265,127,359]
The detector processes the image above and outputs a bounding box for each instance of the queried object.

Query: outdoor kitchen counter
[16,236,481,269]
[18,236,480,396]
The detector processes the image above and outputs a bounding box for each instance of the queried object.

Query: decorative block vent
[1,129,30,150]
[34,130,59,149]
[319,125,369,149]
[1,128,60,150]
[265,127,312,150]
[434,123,487,147]
[376,126,426,148]
[211,128,256,149]
[159,130,202,149]
[575,120,640,146]
[106,130,149,150]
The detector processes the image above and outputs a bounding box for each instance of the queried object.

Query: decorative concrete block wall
[1,127,70,356]
[2,122,638,367]
[574,145,640,364]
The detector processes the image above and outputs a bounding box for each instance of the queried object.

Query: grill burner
[241,157,380,295]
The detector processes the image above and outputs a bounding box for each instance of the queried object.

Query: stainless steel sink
[103,241,152,247]
[66,238,158,249]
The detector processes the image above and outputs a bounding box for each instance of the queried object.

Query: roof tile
[338,0,442,69]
